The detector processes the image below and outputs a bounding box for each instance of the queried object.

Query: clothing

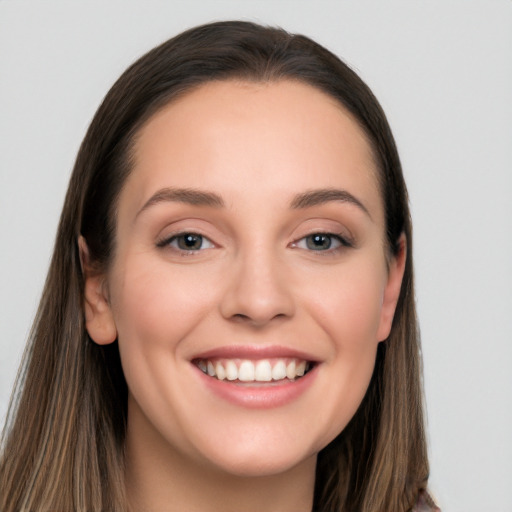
[413,489,441,512]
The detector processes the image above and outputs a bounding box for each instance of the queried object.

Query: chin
[191,428,322,479]
[206,451,316,479]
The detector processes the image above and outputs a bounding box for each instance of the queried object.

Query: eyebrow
[136,187,225,217]
[290,188,371,217]
[136,186,370,219]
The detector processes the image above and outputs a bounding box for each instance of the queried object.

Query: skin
[82,80,405,512]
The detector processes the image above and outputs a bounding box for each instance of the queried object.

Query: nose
[219,247,295,327]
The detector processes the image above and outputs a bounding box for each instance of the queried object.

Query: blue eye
[160,233,214,251]
[294,233,350,251]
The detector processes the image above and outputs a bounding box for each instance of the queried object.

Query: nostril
[231,312,288,326]
[233,313,250,322]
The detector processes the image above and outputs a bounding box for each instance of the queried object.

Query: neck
[124,402,316,512]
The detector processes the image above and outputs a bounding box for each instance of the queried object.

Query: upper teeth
[196,358,309,382]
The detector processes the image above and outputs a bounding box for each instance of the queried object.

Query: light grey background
[1,2,511,510]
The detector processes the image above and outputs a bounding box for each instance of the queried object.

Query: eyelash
[291,232,354,254]
[156,232,215,255]
[157,231,353,255]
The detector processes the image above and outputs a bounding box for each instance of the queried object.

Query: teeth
[239,361,255,382]
[271,360,287,380]
[197,357,312,383]
[286,360,296,379]
[226,360,238,381]
[255,360,272,381]
[215,362,226,381]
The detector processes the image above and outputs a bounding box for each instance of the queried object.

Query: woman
[0,21,438,511]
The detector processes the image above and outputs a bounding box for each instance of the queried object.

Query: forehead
[122,79,382,223]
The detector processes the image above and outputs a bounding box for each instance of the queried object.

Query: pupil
[307,234,331,250]
[180,234,202,250]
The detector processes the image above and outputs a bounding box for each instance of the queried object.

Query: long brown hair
[0,21,428,511]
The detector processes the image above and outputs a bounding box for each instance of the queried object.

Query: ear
[376,234,407,342]
[79,236,117,345]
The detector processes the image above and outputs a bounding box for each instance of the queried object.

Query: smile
[194,358,312,383]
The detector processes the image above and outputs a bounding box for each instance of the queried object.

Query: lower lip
[194,364,318,409]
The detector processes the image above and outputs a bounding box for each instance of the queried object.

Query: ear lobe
[376,234,407,342]
[79,236,117,345]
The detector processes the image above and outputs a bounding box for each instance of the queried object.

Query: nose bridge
[220,239,295,326]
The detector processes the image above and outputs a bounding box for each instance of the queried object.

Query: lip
[191,344,319,362]
[190,345,320,409]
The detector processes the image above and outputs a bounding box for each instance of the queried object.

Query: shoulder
[412,489,441,512]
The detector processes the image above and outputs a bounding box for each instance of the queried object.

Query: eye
[158,232,215,252]
[293,233,351,252]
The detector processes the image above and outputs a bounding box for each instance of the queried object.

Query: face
[84,80,405,479]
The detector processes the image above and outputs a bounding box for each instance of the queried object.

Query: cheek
[303,259,386,348]
[298,259,386,441]
[107,256,222,414]
[108,256,221,436]
[110,257,217,346]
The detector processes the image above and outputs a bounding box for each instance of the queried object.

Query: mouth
[193,357,314,384]
[191,348,319,408]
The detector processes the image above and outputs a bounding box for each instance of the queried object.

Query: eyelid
[156,231,216,252]
[290,232,354,252]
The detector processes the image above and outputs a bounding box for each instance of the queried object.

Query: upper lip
[191,344,319,362]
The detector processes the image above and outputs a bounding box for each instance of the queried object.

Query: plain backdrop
[1,1,511,510]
